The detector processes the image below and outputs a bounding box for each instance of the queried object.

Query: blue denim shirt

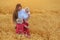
[18,9,28,19]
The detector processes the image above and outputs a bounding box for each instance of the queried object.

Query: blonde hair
[25,7,30,12]
[16,18,23,24]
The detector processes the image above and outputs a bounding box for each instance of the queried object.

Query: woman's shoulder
[18,9,25,12]
[22,9,25,11]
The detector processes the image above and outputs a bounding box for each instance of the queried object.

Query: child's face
[25,8,29,13]
[16,18,23,24]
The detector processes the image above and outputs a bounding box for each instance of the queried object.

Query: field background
[0,0,60,40]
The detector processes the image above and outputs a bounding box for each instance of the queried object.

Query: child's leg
[23,21,29,34]
[23,20,30,38]
[24,26,30,37]
[26,28,30,36]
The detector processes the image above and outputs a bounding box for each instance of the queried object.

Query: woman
[13,3,30,38]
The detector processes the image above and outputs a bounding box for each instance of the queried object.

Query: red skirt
[16,23,24,34]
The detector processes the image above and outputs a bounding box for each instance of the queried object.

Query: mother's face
[18,6,22,11]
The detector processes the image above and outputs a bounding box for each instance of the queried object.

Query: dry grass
[0,0,60,40]
[0,10,60,40]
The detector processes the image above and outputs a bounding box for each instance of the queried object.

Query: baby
[24,7,30,20]
[24,7,30,22]
[25,7,30,14]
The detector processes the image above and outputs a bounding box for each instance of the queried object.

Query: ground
[0,10,60,40]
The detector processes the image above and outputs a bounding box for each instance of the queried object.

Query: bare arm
[27,12,30,20]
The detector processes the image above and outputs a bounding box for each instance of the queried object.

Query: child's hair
[25,7,30,12]
[16,18,23,24]
[13,3,22,23]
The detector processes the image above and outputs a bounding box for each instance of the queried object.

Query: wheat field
[0,0,60,40]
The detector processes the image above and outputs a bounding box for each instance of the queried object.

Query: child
[16,18,24,34]
[23,7,30,38]
[16,18,30,38]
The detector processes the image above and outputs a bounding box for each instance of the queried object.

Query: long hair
[13,4,22,22]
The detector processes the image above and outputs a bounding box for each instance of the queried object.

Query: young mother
[13,3,30,38]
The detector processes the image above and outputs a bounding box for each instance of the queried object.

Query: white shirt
[18,9,29,19]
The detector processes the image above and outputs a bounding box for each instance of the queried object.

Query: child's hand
[15,26,17,29]
[24,25,28,28]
